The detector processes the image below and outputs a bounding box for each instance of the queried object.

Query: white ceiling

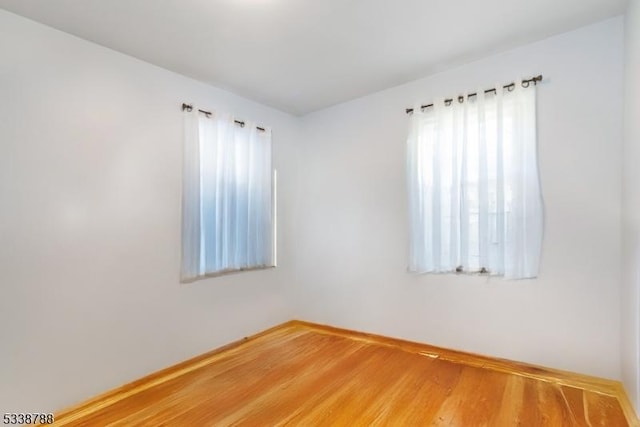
[0,0,627,115]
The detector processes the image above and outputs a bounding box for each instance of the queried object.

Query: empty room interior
[1,0,640,425]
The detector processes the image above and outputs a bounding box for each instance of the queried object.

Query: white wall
[293,18,625,380]
[0,10,299,412]
[622,0,640,412]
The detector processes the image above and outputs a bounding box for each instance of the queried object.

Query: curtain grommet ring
[458,95,464,103]
[445,99,452,106]
[522,80,530,88]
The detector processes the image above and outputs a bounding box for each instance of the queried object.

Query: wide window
[181,107,275,282]
[407,83,543,279]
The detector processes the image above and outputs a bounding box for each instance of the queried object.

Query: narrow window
[407,84,543,279]
[181,109,275,281]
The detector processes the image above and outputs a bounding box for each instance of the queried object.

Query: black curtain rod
[181,103,266,132]
[405,75,543,114]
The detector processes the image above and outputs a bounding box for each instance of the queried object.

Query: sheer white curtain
[407,83,543,279]
[182,108,274,282]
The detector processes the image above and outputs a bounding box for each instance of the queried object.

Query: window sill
[408,269,496,277]
[181,265,276,284]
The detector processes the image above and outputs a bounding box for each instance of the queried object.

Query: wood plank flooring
[55,321,638,426]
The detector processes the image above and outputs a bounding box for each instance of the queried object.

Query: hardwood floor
[56,321,638,426]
